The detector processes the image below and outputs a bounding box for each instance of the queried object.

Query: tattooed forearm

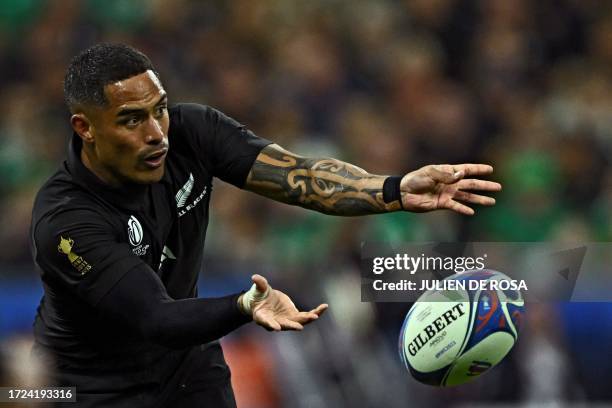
[245,144,401,216]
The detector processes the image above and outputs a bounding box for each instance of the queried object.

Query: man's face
[84,70,170,185]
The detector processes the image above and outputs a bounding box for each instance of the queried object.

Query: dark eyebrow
[116,93,167,118]
[156,94,168,106]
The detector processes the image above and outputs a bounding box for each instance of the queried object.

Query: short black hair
[64,43,159,113]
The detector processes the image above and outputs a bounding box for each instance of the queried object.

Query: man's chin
[132,166,165,184]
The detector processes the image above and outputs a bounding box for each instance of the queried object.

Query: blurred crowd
[0,0,611,407]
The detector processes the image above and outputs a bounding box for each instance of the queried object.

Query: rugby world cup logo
[128,215,143,246]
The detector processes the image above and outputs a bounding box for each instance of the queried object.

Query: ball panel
[402,294,471,373]
[464,289,517,352]
[407,363,451,386]
[443,332,515,386]
[505,302,525,336]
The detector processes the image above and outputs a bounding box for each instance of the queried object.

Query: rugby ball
[399,269,525,386]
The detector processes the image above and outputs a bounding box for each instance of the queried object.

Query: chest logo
[176,173,194,208]
[127,215,143,246]
[176,172,208,218]
[128,215,149,256]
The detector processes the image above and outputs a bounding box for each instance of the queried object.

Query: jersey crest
[175,173,194,208]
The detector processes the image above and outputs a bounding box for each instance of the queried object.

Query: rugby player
[30,43,500,407]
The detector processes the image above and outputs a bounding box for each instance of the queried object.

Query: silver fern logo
[176,173,194,208]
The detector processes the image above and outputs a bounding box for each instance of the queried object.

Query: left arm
[245,144,394,216]
[244,144,501,216]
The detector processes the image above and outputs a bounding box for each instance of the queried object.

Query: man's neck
[80,148,121,188]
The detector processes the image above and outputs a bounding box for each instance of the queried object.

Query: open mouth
[143,149,168,169]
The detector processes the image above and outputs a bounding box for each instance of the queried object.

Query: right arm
[35,208,250,349]
[32,207,320,348]
[97,264,250,349]
[34,208,324,349]
[98,268,326,347]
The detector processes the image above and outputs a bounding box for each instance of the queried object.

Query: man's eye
[125,117,139,127]
[155,105,167,117]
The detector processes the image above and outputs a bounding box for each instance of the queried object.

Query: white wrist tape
[238,283,271,315]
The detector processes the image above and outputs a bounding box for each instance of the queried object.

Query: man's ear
[70,113,95,144]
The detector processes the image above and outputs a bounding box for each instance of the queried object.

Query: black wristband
[382,176,403,206]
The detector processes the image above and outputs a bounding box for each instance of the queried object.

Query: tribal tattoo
[245,144,401,215]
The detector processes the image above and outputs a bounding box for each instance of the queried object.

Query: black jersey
[30,103,270,406]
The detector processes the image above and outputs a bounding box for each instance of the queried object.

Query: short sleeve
[172,103,272,187]
[33,208,145,306]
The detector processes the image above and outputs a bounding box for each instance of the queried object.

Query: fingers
[428,167,463,184]
[293,303,329,325]
[255,303,329,332]
[454,191,496,206]
[445,199,475,216]
[428,164,495,183]
[284,303,329,326]
[256,313,306,331]
[261,317,308,331]
[258,315,282,332]
[455,164,494,177]
[292,311,320,324]
[277,317,304,331]
[310,303,329,317]
[429,167,464,185]
[457,178,502,192]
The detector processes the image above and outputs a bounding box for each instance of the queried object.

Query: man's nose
[144,116,164,144]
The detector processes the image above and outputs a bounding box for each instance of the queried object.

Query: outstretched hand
[400,164,502,216]
[242,274,328,331]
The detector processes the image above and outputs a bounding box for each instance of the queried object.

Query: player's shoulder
[169,103,234,131]
[169,102,216,122]
[32,167,114,237]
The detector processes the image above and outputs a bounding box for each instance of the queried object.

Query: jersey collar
[67,134,149,212]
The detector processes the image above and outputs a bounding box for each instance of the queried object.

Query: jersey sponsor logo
[57,236,92,275]
[127,216,149,256]
[176,173,194,208]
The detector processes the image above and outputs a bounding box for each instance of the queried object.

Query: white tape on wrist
[238,283,271,315]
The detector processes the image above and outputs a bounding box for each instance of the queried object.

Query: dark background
[0,1,610,406]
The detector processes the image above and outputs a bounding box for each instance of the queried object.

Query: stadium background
[0,0,611,406]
